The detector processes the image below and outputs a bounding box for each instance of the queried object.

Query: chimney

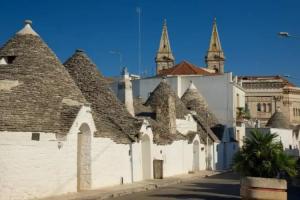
[156,95,177,134]
[117,67,135,116]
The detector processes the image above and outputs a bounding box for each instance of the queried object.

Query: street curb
[39,171,229,200]
[96,171,227,200]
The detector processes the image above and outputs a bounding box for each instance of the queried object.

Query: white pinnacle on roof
[188,81,197,90]
[17,20,39,36]
[0,57,7,65]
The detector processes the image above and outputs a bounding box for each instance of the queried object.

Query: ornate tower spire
[205,18,225,73]
[155,19,175,75]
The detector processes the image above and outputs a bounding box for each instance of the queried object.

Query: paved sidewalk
[40,170,225,200]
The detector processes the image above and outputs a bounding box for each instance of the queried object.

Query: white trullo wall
[0,105,145,200]
[0,105,96,200]
[246,128,300,157]
[0,106,217,200]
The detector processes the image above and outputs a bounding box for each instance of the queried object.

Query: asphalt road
[107,172,300,200]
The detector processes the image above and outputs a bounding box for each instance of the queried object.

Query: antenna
[136,7,142,76]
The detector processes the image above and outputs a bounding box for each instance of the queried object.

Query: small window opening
[289,145,292,150]
[6,56,16,64]
[257,103,261,112]
[31,133,40,141]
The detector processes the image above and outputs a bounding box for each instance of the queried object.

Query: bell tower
[205,18,225,73]
[155,19,175,75]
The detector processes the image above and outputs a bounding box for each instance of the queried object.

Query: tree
[233,129,297,178]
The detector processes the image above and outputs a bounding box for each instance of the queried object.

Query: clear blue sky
[1,0,300,85]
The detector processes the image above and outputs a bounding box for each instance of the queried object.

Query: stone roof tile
[266,110,290,129]
[64,50,142,144]
[0,21,86,134]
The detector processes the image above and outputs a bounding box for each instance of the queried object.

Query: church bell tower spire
[155,19,175,75]
[205,18,225,73]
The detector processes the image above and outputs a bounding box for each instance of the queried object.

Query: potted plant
[233,130,297,200]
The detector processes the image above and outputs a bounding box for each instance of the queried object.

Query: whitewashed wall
[131,73,245,127]
[176,114,197,135]
[152,137,204,177]
[91,138,133,187]
[0,105,96,200]
[246,128,300,157]
[0,107,219,200]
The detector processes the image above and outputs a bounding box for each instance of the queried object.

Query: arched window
[262,103,266,112]
[257,103,261,112]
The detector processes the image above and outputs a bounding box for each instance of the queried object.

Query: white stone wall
[91,138,133,187]
[0,105,96,200]
[176,114,197,135]
[0,107,218,200]
[131,73,246,127]
[0,131,77,200]
[246,128,300,157]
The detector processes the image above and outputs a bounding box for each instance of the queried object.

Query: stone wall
[0,105,96,200]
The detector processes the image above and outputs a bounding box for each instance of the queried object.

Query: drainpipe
[129,142,134,183]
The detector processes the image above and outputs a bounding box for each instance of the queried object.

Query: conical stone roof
[0,20,86,134]
[133,97,186,145]
[181,81,219,128]
[64,50,142,144]
[145,79,189,119]
[266,110,290,129]
[144,79,219,143]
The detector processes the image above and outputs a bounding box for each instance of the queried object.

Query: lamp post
[109,50,123,74]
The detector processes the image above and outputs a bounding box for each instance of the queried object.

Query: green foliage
[232,129,297,178]
[236,107,251,120]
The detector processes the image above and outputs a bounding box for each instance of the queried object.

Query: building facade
[239,76,300,127]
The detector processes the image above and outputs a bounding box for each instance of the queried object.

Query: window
[31,133,40,141]
[236,94,240,108]
[214,66,219,73]
[7,56,16,64]
[257,103,261,111]
[0,56,16,65]
[289,145,292,150]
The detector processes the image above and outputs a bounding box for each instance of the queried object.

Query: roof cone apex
[188,81,197,90]
[17,20,39,36]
